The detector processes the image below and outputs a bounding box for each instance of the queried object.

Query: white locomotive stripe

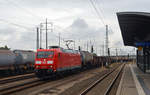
[130,64,146,95]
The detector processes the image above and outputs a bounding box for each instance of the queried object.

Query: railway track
[0,77,40,95]
[0,63,123,95]
[79,64,125,95]
[0,69,93,95]
[0,65,106,95]
[0,73,35,84]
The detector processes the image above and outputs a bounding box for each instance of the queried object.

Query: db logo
[43,61,46,64]
[43,59,46,64]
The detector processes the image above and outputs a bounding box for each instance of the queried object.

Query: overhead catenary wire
[54,25,82,40]
[49,25,92,49]
[89,0,114,34]
[93,0,114,33]
[0,18,35,31]
[5,0,41,21]
[0,0,42,31]
[38,22,77,49]
[88,0,108,55]
[41,24,68,42]
[89,0,118,55]
[54,25,95,49]
[93,0,107,24]
[88,0,106,26]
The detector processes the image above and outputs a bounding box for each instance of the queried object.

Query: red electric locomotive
[34,46,82,78]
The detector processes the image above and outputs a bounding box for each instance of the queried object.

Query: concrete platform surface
[116,63,150,95]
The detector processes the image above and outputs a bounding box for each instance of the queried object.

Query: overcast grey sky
[0,0,148,55]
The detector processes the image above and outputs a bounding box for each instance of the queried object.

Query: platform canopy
[117,12,150,47]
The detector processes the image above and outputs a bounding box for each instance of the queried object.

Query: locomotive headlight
[47,61,53,64]
[36,61,41,64]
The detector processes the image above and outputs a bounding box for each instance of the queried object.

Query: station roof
[117,12,150,47]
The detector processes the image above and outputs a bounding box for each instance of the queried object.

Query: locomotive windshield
[37,51,54,58]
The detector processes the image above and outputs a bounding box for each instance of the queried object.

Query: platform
[117,63,150,95]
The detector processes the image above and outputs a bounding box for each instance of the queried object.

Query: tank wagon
[80,51,93,68]
[0,50,35,75]
[13,50,35,71]
[0,50,16,71]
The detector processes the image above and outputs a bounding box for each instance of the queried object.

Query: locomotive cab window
[37,51,54,58]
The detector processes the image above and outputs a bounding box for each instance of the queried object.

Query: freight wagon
[0,50,35,75]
